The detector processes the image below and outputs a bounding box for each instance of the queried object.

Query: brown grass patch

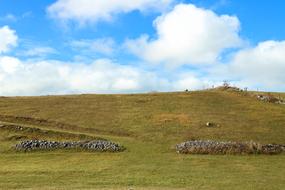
[153,113,191,126]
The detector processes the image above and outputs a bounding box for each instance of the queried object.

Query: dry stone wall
[176,140,284,155]
[15,140,125,152]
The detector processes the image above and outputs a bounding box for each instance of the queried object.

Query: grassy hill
[0,89,284,189]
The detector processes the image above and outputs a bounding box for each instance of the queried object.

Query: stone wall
[176,140,284,155]
[15,140,125,152]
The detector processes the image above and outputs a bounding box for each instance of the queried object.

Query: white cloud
[70,38,116,55]
[2,6,285,95]
[47,0,174,25]
[20,46,57,57]
[3,38,285,95]
[0,57,175,96]
[160,71,219,91]
[227,40,285,91]
[0,26,18,54]
[173,75,211,90]
[0,56,21,74]
[169,40,285,92]
[125,4,243,66]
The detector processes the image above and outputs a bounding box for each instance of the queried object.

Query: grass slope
[0,90,284,189]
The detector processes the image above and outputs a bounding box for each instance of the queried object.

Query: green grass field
[0,89,284,189]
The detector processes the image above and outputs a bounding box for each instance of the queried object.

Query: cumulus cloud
[0,54,213,96]
[125,4,243,66]
[3,39,285,95]
[2,4,285,95]
[0,56,21,74]
[0,57,176,96]
[227,40,285,91]
[47,0,174,25]
[0,26,18,54]
[172,75,212,90]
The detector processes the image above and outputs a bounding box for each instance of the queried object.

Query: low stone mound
[176,140,284,155]
[256,94,284,104]
[0,124,102,141]
[15,140,125,152]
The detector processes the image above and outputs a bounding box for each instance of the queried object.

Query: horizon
[1,0,285,96]
[0,85,282,98]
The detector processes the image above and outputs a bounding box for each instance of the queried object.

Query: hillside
[0,90,284,190]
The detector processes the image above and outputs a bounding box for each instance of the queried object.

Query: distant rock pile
[256,94,284,104]
[176,140,284,155]
[15,140,125,152]
[221,86,244,92]
[205,122,219,128]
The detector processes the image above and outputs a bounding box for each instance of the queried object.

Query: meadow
[0,89,284,189]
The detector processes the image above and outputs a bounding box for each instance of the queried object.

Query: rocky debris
[0,114,86,132]
[176,140,284,155]
[223,86,244,92]
[256,94,284,104]
[215,85,244,92]
[206,122,212,127]
[185,89,190,92]
[15,140,125,152]
[0,124,102,141]
[206,122,221,128]
[0,114,132,137]
[206,122,219,127]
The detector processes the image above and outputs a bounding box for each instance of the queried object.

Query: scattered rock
[176,140,284,155]
[216,85,244,92]
[205,122,220,127]
[256,94,284,104]
[15,140,125,152]
[0,124,102,141]
[206,122,214,127]
[0,114,132,137]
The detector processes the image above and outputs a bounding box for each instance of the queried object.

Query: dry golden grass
[152,113,191,126]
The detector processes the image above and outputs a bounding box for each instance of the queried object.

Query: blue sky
[0,0,285,95]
